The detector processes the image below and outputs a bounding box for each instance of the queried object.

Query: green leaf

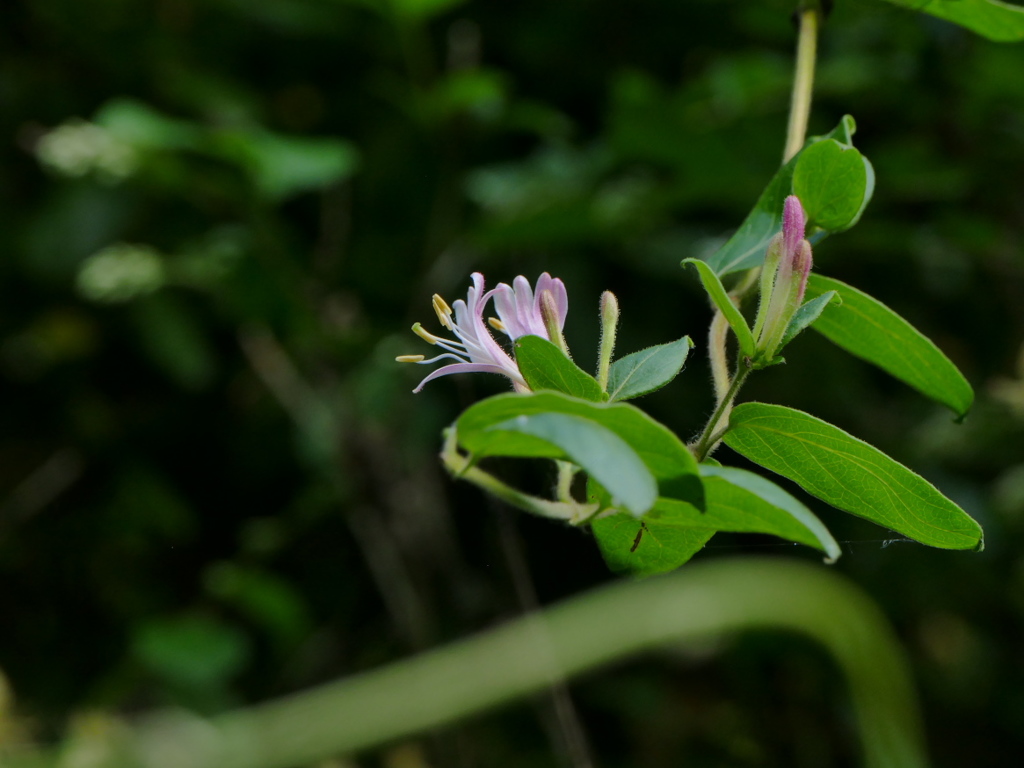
[488,413,656,516]
[879,0,1024,42]
[702,155,797,277]
[703,115,871,276]
[388,0,468,23]
[681,259,755,356]
[606,337,693,401]
[792,139,874,233]
[456,391,699,487]
[723,403,983,550]
[592,463,842,577]
[134,616,251,687]
[216,129,359,201]
[778,290,841,350]
[132,294,217,391]
[592,510,713,577]
[804,274,974,417]
[515,335,605,401]
[821,114,857,145]
[699,465,841,562]
[95,98,203,151]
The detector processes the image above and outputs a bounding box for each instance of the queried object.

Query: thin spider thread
[703,537,913,551]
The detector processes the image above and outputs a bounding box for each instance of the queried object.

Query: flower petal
[535,272,568,330]
[412,362,525,393]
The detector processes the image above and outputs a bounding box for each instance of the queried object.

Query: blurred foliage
[1,0,1024,766]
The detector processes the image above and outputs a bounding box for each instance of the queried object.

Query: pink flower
[491,273,568,341]
[397,272,568,393]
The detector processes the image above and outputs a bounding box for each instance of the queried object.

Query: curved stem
[783,4,820,163]
[440,429,590,522]
[555,460,578,503]
[694,363,750,462]
[75,559,926,768]
[704,268,760,451]
[708,309,732,404]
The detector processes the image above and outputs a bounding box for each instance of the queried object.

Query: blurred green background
[2,0,1024,765]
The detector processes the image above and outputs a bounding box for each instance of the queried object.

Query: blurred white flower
[36,119,137,182]
[77,243,166,303]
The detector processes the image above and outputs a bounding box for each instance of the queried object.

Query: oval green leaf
[489,413,656,516]
[792,139,873,233]
[879,0,1024,42]
[592,463,842,577]
[607,337,693,401]
[592,509,713,577]
[515,335,605,401]
[701,155,797,277]
[699,464,841,562]
[457,391,699,486]
[702,115,870,276]
[804,274,974,418]
[722,402,983,550]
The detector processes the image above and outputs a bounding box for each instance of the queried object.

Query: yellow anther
[432,294,454,330]
[488,317,505,332]
[395,354,425,363]
[412,322,442,344]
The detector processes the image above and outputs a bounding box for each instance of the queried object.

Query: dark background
[2,0,1023,765]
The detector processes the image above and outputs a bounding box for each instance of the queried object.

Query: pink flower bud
[782,195,807,260]
[793,240,813,307]
[752,195,815,362]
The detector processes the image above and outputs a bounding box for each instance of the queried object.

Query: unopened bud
[597,291,620,392]
[600,291,620,330]
[753,195,815,361]
[540,289,570,355]
[793,240,813,306]
[753,233,784,340]
[782,194,807,257]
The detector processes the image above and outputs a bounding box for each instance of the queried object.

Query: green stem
[555,460,578,503]
[59,559,926,768]
[694,363,750,462]
[440,429,590,522]
[708,308,732,404]
[783,4,820,163]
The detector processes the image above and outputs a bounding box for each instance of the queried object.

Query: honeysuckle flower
[752,194,814,360]
[490,273,568,342]
[397,272,569,393]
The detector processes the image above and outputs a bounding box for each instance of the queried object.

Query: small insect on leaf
[630,521,649,553]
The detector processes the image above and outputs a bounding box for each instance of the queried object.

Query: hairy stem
[59,559,926,768]
[555,460,578,503]
[708,309,732,404]
[783,4,820,163]
[440,430,589,522]
[694,363,750,462]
